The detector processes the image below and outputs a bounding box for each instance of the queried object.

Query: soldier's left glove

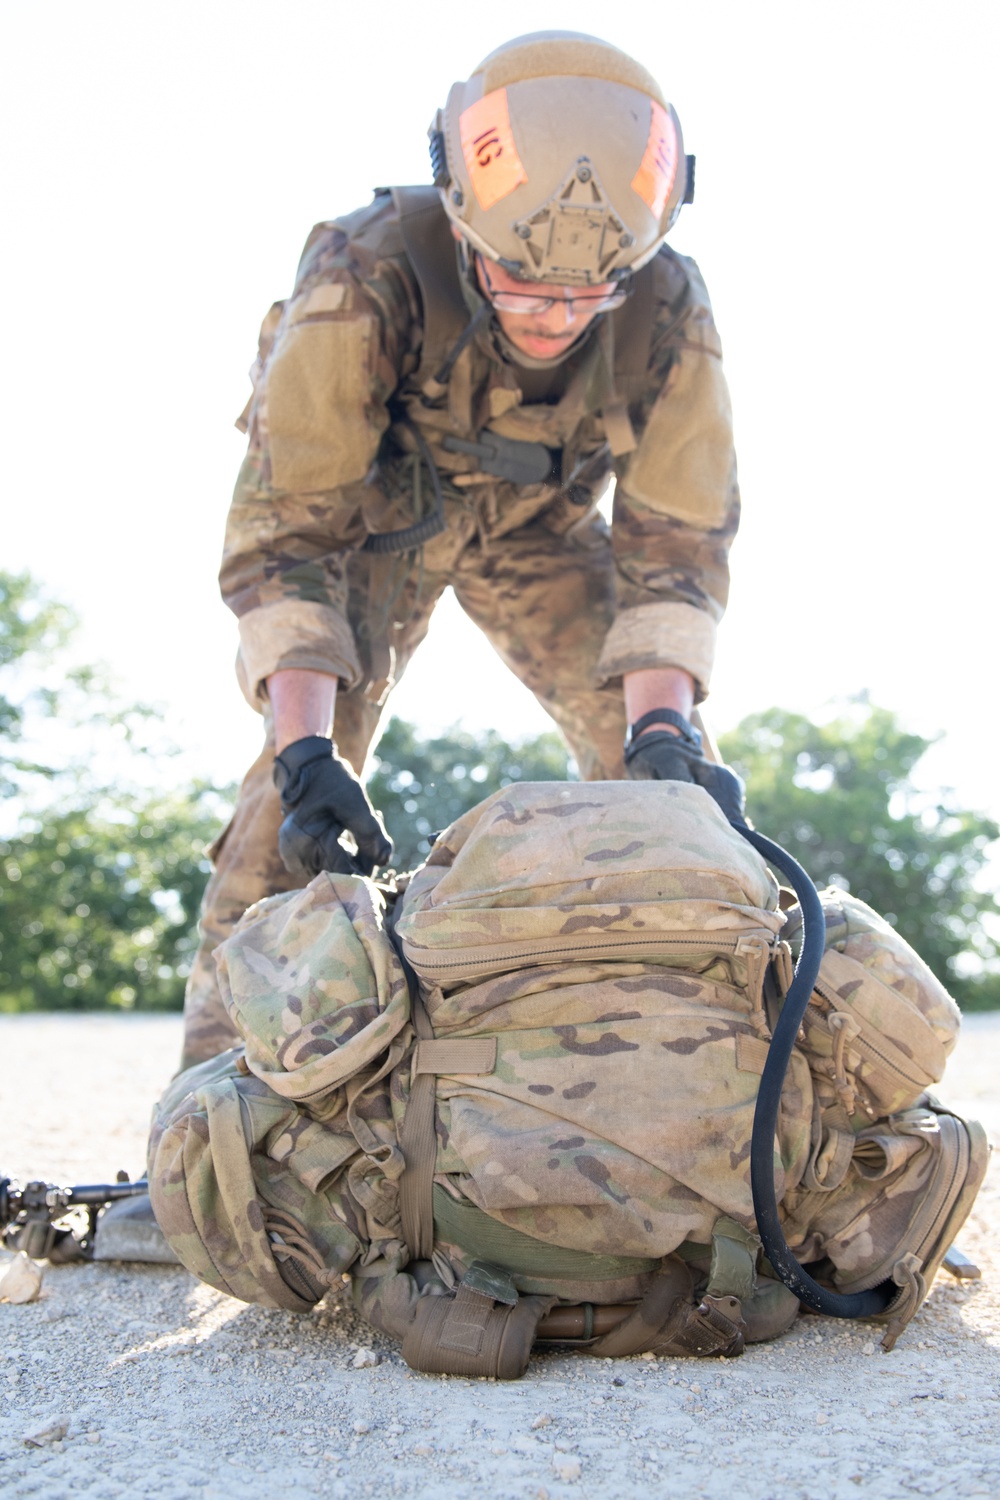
[273,735,393,878]
[623,709,746,826]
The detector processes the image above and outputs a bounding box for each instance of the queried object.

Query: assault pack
[147,782,988,1378]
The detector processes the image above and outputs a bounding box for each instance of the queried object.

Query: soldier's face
[474,255,617,361]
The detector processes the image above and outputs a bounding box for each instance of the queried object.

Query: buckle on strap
[671,1294,747,1358]
[442,431,559,486]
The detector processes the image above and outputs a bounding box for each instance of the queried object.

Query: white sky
[2,2,998,819]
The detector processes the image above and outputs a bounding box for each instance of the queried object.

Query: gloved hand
[623,711,746,826]
[273,735,393,878]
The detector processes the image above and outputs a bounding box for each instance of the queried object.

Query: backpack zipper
[812,979,930,1091]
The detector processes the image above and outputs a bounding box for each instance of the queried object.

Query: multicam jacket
[221,187,740,710]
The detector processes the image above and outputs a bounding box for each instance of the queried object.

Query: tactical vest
[391,184,657,431]
[383,187,680,528]
[148,783,987,1379]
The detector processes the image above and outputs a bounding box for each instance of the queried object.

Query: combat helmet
[429,31,692,287]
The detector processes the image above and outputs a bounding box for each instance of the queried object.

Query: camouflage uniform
[183,188,740,1067]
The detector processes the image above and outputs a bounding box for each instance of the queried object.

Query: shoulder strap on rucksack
[608,259,655,402]
[391,185,470,389]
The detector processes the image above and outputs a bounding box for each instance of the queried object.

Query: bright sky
[3,2,998,819]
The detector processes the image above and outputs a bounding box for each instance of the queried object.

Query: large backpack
[148,783,987,1376]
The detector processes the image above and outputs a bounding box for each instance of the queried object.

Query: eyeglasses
[478,259,630,316]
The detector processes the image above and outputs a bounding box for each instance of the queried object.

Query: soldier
[182,30,744,1068]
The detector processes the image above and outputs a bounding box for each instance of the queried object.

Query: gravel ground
[1,1012,998,1500]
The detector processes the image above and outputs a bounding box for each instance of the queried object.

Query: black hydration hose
[732,822,896,1318]
[363,420,448,555]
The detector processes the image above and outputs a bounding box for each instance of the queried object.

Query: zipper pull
[736,936,772,1038]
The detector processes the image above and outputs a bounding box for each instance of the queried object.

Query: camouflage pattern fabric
[183,189,740,1063]
[149,782,982,1363]
[223,192,739,711]
[181,519,631,1067]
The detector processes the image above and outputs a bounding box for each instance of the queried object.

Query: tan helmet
[429,31,692,287]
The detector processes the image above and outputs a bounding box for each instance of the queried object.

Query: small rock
[23,1418,70,1448]
[1,1253,43,1305]
[351,1347,379,1369]
[489,1443,508,1456]
[531,1413,553,1430]
[412,1443,434,1456]
[690,1383,702,1394]
[862,1341,876,1356]
[534,1490,550,1500]
[352,1420,371,1436]
[552,1456,582,1483]
[322,1452,343,1461]
[816,1413,828,1426]
[640,1351,655,1360]
[85,1432,101,1445]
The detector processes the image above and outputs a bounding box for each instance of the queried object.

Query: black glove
[623,711,746,826]
[273,735,393,878]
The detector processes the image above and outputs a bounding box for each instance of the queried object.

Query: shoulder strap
[609,260,655,403]
[390,185,470,389]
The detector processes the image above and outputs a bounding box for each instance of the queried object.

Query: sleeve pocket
[266,297,384,494]
[622,349,735,529]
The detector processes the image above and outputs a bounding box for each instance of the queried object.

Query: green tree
[720,703,1000,1009]
[0,788,227,1011]
[0,569,232,1011]
[0,571,75,791]
[368,716,572,870]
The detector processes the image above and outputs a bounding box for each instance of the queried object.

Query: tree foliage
[0,789,226,1011]
[3,570,998,1012]
[720,703,1000,1009]
[0,570,230,1011]
[368,716,571,871]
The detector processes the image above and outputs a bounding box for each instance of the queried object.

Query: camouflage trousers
[181,511,630,1068]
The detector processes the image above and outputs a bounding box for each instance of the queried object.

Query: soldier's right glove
[273,735,393,878]
[623,710,747,826]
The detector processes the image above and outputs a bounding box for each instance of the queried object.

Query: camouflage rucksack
[149,783,988,1377]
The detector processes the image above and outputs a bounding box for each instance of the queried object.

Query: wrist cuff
[273,735,334,794]
[624,709,701,754]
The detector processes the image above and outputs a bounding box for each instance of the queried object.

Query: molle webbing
[397,984,496,1260]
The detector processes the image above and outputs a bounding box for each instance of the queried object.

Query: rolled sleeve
[236,601,363,710]
[595,601,718,701]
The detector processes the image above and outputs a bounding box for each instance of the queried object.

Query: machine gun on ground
[1,1172,150,1262]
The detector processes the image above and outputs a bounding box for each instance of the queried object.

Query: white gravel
[1,1011,998,1500]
